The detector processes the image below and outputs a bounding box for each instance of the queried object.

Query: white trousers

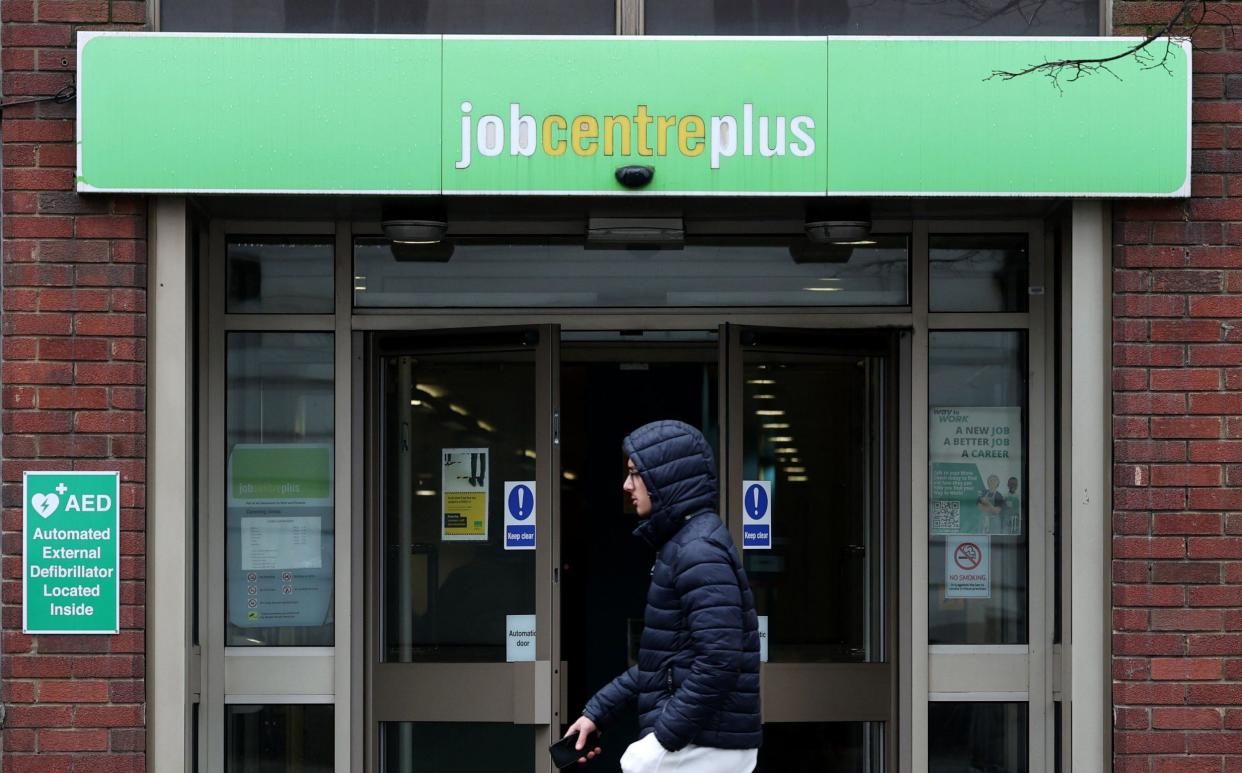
[620,732,757,773]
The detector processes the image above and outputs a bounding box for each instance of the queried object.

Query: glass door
[367,326,558,772]
[725,325,901,771]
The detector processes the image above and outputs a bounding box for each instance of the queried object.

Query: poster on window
[226,443,334,629]
[930,407,1023,536]
[442,448,489,541]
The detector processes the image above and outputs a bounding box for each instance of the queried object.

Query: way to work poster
[930,406,1023,537]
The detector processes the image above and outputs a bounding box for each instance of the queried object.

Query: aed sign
[741,480,772,550]
[23,471,121,634]
[504,481,537,550]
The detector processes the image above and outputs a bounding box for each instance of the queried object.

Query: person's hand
[564,716,602,764]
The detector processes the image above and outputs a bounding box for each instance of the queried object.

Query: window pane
[380,722,534,773]
[163,0,613,33]
[742,335,885,662]
[929,234,1029,313]
[645,0,1096,35]
[354,238,909,308]
[226,704,333,773]
[928,702,1028,773]
[928,331,1028,645]
[226,332,335,646]
[382,343,536,662]
[227,237,334,314]
[758,722,882,771]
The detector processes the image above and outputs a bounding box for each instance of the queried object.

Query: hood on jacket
[623,420,718,547]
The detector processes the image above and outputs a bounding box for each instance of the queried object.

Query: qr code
[932,500,960,531]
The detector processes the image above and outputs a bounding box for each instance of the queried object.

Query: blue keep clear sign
[742,480,772,550]
[504,481,536,550]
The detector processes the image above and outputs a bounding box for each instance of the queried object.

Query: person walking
[563,420,762,773]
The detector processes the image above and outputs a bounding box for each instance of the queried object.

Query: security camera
[615,165,655,189]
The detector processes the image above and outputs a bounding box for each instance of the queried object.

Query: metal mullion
[220,220,335,236]
[1025,222,1054,773]
[204,221,227,773]
[723,325,743,550]
[333,220,356,772]
[536,323,559,772]
[222,314,336,332]
[924,219,1042,235]
[908,219,929,773]
[925,313,1031,330]
[351,311,916,332]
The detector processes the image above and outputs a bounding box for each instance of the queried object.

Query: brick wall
[1113,2,1242,771]
[2,1,148,769]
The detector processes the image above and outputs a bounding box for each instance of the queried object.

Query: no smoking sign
[945,535,990,599]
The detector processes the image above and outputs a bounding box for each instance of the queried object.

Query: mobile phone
[549,731,599,769]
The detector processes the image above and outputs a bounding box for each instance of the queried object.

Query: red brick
[1189,538,1242,559]
[1153,417,1222,439]
[1152,320,1226,342]
[1152,369,1223,391]
[1190,442,1242,462]
[1117,732,1187,754]
[1151,609,1225,631]
[1116,537,1187,560]
[37,728,109,752]
[1154,512,1224,532]
[1190,393,1242,415]
[1152,467,1223,488]
[1153,757,1223,773]
[1153,708,1223,729]
[1115,633,1187,656]
[1188,634,1242,655]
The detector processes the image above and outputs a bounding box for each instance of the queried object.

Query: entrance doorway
[366,326,900,772]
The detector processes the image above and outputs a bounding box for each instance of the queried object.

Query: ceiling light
[769,436,794,443]
[785,466,806,473]
[747,379,776,385]
[755,409,785,416]
[449,403,469,416]
[753,394,776,400]
[563,470,577,481]
[762,422,790,430]
[803,286,841,292]
[410,399,423,406]
[415,489,437,497]
[775,447,798,454]
[476,419,495,432]
[415,383,447,398]
[787,475,809,483]
[524,449,537,460]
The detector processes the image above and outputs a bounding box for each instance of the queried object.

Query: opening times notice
[24,471,120,634]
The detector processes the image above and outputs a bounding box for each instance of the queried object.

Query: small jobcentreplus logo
[454,102,816,171]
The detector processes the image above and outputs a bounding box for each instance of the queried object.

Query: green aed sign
[77,33,1190,197]
[23,471,120,634]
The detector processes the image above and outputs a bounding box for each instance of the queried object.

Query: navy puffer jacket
[583,420,762,751]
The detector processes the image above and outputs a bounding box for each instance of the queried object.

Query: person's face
[987,475,1000,491]
[1008,478,1018,494]
[623,458,652,518]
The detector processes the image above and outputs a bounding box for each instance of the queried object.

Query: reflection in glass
[226,333,334,647]
[757,722,882,772]
[928,331,1028,645]
[354,238,909,308]
[646,0,1096,35]
[929,702,1028,772]
[225,704,333,773]
[742,336,885,662]
[163,0,613,33]
[381,342,536,662]
[929,235,1029,313]
[380,723,534,773]
[226,237,334,314]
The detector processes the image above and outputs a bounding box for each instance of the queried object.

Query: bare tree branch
[985,0,1213,90]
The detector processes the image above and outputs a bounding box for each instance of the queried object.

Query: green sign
[24,471,120,634]
[77,33,1190,197]
[930,407,1023,536]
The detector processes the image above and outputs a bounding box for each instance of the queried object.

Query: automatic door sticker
[742,480,772,550]
[442,448,489,541]
[506,614,536,662]
[504,481,536,551]
[758,615,769,663]
[945,535,991,599]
